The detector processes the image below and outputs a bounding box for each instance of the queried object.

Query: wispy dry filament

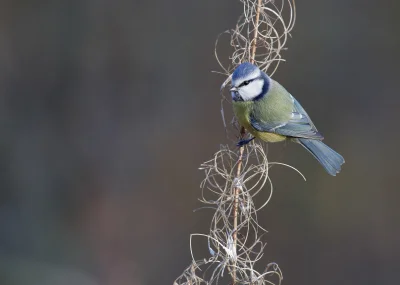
[174,143,303,285]
[215,0,296,76]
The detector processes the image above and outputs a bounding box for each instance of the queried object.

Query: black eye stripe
[239,79,252,87]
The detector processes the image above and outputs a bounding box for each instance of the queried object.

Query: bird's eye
[239,80,251,87]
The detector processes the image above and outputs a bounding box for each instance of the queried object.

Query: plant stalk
[232,1,262,284]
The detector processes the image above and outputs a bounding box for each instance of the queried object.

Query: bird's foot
[236,137,255,147]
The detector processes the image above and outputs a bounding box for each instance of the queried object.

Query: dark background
[0,0,399,284]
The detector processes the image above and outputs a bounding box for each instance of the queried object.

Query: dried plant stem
[232,128,245,284]
[250,0,263,64]
[232,1,263,284]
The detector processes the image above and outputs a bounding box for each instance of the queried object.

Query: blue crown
[232,62,259,82]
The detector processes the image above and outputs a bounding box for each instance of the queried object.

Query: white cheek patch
[239,79,264,101]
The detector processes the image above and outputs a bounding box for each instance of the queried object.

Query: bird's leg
[236,136,255,147]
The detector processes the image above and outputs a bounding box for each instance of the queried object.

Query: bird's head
[230,62,270,102]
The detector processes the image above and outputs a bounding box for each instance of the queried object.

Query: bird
[227,62,344,176]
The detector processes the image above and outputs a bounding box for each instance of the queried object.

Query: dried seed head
[175,1,298,284]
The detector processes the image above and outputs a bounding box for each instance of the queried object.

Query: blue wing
[251,96,324,140]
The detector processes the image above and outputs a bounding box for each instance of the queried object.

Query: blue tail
[297,138,345,176]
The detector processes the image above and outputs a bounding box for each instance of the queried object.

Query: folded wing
[250,96,324,140]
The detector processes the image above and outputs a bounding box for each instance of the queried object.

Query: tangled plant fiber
[175,1,299,284]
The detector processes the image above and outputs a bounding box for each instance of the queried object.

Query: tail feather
[297,138,345,176]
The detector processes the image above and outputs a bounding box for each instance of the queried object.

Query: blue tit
[228,62,344,176]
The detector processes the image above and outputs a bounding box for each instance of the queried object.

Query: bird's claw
[236,137,255,147]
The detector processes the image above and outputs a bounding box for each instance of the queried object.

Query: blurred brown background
[0,0,399,284]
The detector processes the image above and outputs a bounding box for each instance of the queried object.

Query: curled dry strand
[174,143,303,285]
[215,0,296,77]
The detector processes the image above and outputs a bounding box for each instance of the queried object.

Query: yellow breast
[232,101,287,143]
[254,130,286,142]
